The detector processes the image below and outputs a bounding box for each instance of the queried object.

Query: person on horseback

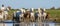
[0,4,6,11]
[0,4,8,21]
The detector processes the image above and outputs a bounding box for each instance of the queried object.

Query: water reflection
[5,23,13,26]
[0,22,60,26]
[48,23,55,26]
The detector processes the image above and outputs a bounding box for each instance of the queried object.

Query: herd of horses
[13,8,50,23]
[0,5,50,23]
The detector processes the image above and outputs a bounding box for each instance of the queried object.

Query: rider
[0,4,6,11]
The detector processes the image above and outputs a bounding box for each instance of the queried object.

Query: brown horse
[23,11,31,22]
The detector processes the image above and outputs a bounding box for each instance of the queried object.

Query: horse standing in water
[30,8,36,22]
[19,10,26,22]
[37,8,47,22]
[23,10,31,23]
[13,9,26,22]
[30,12,35,22]
[13,11,23,23]
[38,9,49,26]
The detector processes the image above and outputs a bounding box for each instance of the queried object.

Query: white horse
[20,8,26,13]
[0,9,8,20]
[0,5,9,20]
[30,12,35,22]
[0,10,8,21]
[30,8,35,22]
[3,11,8,20]
[38,8,47,22]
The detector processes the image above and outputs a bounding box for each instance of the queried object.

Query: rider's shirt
[1,7,6,11]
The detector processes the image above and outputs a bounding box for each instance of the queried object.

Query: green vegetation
[46,10,60,18]
[46,10,60,22]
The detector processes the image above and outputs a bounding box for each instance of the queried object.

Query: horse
[30,12,35,22]
[4,11,8,20]
[0,5,9,20]
[37,9,47,22]
[13,11,16,22]
[0,10,4,21]
[13,11,22,22]
[34,12,38,22]
[0,10,8,21]
[19,13,24,22]
[23,10,31,22]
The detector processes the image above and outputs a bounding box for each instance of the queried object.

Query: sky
[0,0,60,9]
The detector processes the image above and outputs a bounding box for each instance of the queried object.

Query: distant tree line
[10,7,60,10]
[50,6,60,10]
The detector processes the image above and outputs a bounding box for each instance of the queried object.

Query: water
[4,23,13,26]
[0,22,60,26]
[0,20,60,26]
[48,23,55,26]
[0,23,13,26]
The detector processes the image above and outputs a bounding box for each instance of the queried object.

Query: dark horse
[23,11,31,22]
[13,11,22,23]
